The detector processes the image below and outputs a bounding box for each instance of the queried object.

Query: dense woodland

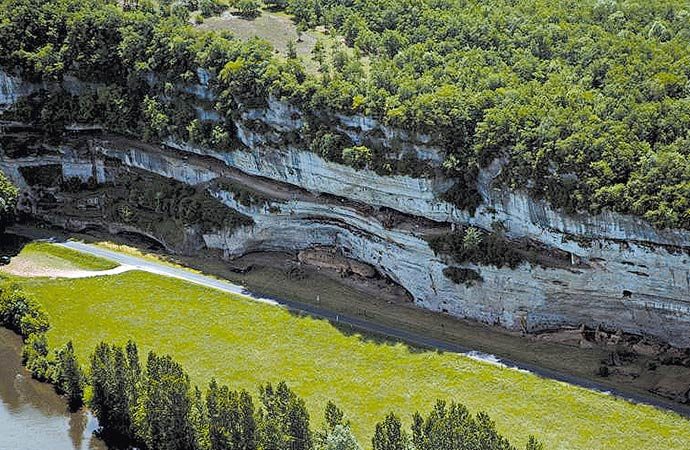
[0,282,542,450]
[0,0,688,229]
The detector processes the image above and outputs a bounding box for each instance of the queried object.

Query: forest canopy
[0,0,689,229]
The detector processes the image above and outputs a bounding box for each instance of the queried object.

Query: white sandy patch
[0,260,133,279]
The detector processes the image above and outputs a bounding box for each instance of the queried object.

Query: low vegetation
[0,279,537,450]
[3,265,688,449]
[18,242,119,271]
[18,165,253,249]
[0,172,18,231]
[428,227,526,270]
[442,267,483,287]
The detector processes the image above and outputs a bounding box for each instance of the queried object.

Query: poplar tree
[56,341,84,410]
[258,382,313,450]
[136,352,199,450]
[207,379,256,450]
[372,413,406,450]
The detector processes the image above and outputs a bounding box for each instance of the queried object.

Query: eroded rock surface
[1,68,689,349]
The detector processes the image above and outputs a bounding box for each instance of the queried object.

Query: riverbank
[0,328,105,450]
[19,224,687,416]
[4,231,690,449]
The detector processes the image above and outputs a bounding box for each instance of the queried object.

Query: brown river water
[0,328,107,450]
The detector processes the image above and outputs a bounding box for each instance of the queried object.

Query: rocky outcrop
[1,69,689,348]
[0,70,39,111]
[298,247,379,279]
[3,135,687,347]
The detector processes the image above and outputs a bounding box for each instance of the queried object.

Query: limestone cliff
[1,69,689,347]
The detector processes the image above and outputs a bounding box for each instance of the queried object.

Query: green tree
[372,413,407,450]
[207,379,256,450]
[90,341,141,444]
[22,332,51,381]
[142,96,171,141]
[258,382,313,450]
[0,172,19,232]
[320,425,362,450]
[0,285,49,337]
[136,352,199,450]
[56,341,85,410]
[525,436,544,450]
[411,400,522,450]
[324,401,344,431]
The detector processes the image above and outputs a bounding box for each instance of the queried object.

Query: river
[0,328,107,450]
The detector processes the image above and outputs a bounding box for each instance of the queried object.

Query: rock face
[0,71,36,111]
[1,69,689,347]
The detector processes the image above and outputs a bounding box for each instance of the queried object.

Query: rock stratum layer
[1,69,689,348]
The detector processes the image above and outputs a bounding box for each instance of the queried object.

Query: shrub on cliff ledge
[342,146,372,170]
[429,228,524,270]
[442,267,483,287]
[0,172,18,231]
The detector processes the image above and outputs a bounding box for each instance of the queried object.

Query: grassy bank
[14,242,119,271]
[10,269,690,450]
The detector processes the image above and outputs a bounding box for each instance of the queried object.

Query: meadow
[7,244,690,449]
[14,242,119,271]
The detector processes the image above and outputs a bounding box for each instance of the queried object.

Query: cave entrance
[116,231,165,251]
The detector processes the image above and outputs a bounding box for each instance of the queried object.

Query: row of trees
[89,340,544,450]
[0,283,85,408]
[0,282,543,449]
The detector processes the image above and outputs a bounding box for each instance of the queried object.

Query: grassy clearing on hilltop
[197,9,366,74]
[6,267,689,450]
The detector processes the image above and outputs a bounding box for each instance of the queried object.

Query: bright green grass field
[17,271,690,450]
[19,242,119,271]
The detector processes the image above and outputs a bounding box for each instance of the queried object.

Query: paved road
[58,240,690,418]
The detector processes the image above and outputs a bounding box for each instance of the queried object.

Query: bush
[442,267,483,287]
[342,146,372,169]
[428,228,525,269]
[235,0,261,18]
[0,172,18,230]
[0,284,50,337]
[199,0,226,17]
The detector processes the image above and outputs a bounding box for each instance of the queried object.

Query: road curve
[58,240,690,419]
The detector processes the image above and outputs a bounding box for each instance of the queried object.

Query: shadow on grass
[265,294,441,355]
